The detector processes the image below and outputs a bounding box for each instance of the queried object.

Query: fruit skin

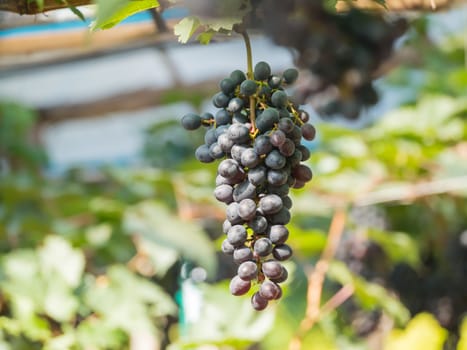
[181,113,202,130]
[181,64,316,311]
[240,79,258,96]
[283,68,299,84]
[254,61,272,81]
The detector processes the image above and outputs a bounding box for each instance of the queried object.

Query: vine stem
[240,30,253,78]
[239,29,257,133]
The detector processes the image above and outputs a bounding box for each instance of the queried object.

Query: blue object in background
[0,7,189,39]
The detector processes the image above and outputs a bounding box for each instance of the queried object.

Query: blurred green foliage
[1,13,467,350]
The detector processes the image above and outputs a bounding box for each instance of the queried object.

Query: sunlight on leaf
[93,0,159,30]
[384,313,447,350]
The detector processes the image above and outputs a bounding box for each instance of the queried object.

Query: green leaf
[123,201,217,276]
[38,236,85,288]
[173,0,251,43]
[85,265,176,333]
[328,261,410,325]
[173,16,201,43]
[367,228,420,267]
[197,31,216,45]
[69,6,86,22]
[92,0,159,30]
[172,282,275,347]
[384,313,447,350]
[458,317,467,350]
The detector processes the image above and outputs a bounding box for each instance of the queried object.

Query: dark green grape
[213,92,230,108]
[240,79,258,96]
[281,195,293,209]
[230,69,246,85]
[283,68,299,84]
[220,77,236,94]
[254,61,271,81]
[258,84,272,97]
[200,112,214,125]
[181,113,202,130]
[215,109,232,126]
[227,97,244,113]
[233,111,249,124]
[271,90,288,108]
[268,75,282,89]
[256,108,279,133]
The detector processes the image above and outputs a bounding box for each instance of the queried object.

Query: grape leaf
[92,0,160,30]
[173,0,251,44]
[173,16,201,43]
[123,201,217,276]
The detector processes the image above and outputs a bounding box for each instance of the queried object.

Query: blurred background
[0,1,466,350]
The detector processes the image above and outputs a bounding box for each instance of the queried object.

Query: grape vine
[181,30,315,310]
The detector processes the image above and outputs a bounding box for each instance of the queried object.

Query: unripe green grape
[181,113,202,130]
[254,61,271,81]
[283,68,299,84]
[240,79,258,96]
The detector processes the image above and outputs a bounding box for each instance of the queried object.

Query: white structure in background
[0,37,294,171]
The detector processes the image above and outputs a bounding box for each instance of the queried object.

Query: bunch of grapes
[181,61,315,310]
[256,0,407,119]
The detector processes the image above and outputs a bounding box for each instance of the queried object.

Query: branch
[0,0,92,14]
[354,175,467,207]
[289,209,347,350]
